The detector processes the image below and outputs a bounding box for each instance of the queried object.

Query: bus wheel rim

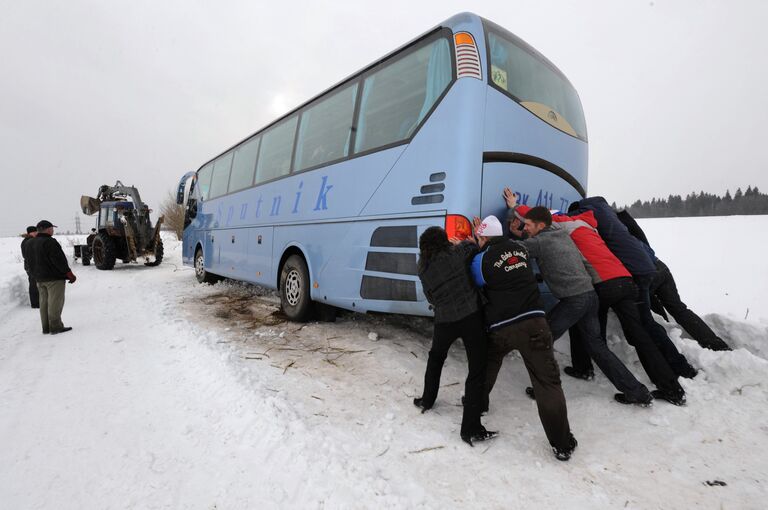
[285,269,301,306]
[195,255,204,277]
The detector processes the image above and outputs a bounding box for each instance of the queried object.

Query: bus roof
[194,12,576,172]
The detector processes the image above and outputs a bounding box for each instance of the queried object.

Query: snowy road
[1,217,767,509]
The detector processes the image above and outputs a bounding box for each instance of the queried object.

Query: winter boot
[614,392,653,407]
[461,427,499,447]
[413,397,431,413]
[651,389,686,406]
[564,366,595,381]
[525,387,536,400]
[552,433,578,461]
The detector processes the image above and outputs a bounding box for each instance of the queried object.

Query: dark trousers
[651,260,728,349]
[485,317,571,450]
[420,311,487,436]
[571,278,682,393]
[633,274,692,376]
[27,272,39,308]
[548,290,649,400]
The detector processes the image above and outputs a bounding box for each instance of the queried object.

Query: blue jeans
[548,290,649,400]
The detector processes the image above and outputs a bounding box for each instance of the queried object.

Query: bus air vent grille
[454,33,482,80]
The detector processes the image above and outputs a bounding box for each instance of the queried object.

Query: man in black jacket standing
[20,225,40,308]
[470,215,577,461]
[27,220,77,334]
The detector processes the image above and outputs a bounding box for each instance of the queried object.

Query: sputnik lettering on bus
[216,176,334,227]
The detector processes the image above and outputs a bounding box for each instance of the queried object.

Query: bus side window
[229,136,260,192]
[255,116,298,184]
[294,82,358,172]
[354,36,452,154]
[197,162,214,201]
[209,152,234,199]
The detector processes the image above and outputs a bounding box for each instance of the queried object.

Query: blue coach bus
[176,12,588,321]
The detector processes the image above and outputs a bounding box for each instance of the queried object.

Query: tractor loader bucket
[81,196,101,215]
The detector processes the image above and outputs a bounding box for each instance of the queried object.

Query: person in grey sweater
[516,205,654,406]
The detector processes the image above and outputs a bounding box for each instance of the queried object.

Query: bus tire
[279,254,312,322]
[92,233,117,270]
[195,247,220,284]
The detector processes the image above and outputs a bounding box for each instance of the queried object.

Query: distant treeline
[616,186,768,218]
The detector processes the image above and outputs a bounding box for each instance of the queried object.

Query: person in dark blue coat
[616,210,731,352]
[569,197,698,382]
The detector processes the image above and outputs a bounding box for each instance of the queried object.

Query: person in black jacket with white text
[414,226,495,446]
[470,215,577,461]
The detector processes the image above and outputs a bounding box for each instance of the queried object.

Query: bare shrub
[160,190,185,240]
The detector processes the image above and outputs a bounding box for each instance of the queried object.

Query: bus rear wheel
[280,254,311,322]
[195,247,220,284]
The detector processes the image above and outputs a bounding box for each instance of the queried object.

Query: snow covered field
[1,216,767,509]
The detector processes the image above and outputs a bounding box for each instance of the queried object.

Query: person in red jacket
[551,212,686,405]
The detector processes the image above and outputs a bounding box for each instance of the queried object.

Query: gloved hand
[66,271,77,284]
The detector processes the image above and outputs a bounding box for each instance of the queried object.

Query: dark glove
[66,271,77,284]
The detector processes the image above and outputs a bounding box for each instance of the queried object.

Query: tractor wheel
[145,239,164,266]
[92,233,117,270]
[279,254,312,322]
[194,247,221,284]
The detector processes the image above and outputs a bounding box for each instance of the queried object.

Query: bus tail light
[445,214,473,240]
[454,32,482,79]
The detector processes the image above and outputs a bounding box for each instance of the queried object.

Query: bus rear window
[487,30,587,141]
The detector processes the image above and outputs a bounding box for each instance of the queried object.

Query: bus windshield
[486,29,587,141]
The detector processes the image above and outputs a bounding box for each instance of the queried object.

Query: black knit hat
[26,225,37,234]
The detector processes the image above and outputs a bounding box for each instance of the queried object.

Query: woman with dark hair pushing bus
[413,226,496,446]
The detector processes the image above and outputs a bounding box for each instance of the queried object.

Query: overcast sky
[1,0,766,235]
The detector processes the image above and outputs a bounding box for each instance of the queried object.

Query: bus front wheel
[195,247,220,284]
[280,254,311,322]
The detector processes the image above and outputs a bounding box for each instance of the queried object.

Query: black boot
[413,397,431,413]
[651,389,686,406]
[461,427,498,447]
[525,387,536,400]
[564,366,595,381]
[614,392,653,407]
[552,433,578,461]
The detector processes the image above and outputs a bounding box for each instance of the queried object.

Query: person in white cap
[470,215,577,461]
